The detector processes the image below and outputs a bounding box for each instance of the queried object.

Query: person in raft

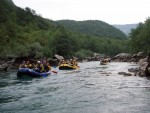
[19,61,27,68]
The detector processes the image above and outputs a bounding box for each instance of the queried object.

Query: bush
[75,49,94,60]
[28,42,43,58]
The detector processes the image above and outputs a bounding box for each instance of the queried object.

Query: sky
[12,0,150,24]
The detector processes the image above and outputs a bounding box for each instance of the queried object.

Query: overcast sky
[12,0,150,24]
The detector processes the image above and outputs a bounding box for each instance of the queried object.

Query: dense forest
[129,18,150,54]
[0,0,149,60]
[57,20,127,39]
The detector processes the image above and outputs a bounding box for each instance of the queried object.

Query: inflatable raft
[100,59,110,65]
[100,62,108,65]
[59,64,79,70]
[17,68,50,78]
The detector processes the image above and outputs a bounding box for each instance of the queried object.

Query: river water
[1,62,150,113]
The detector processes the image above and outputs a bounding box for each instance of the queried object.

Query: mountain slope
[57,20,127,39]
[113,24,138,36]
[0,0,130,58]
[0,0,60,58]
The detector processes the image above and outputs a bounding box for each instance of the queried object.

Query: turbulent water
[1,62,150,113]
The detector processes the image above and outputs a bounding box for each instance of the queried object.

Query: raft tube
[59,64,79,70]
[17,68,50,78]
[100,62,108,65]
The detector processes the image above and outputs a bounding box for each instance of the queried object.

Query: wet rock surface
[0,59,15,71]
[118,72,132,76]
[128,67,139,73]
[112,53,132,62]
[134,53,150,77]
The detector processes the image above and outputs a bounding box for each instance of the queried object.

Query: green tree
[52,29,74,58]
[130,18,150,54]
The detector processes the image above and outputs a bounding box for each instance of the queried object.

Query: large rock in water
[112,53,132,62]
[54,54,64,60]
[145,63,150,76]
[131,52,145,62]
[0,59,15,71]
[135,55,150,77]
[135,57,148,76]
[145,53,150,76]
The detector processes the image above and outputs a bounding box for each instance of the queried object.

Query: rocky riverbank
[112,52,145,62]
[113,52,150,77]
[0,59,15,71]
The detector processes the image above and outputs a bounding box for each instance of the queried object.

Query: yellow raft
[100,59,109,65]
[59,64,79,70]
[100,62,108,65]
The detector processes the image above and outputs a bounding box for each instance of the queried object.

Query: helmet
[37,61,41,63]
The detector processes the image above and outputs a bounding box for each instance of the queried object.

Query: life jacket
[48,65,51,70]
[41,64,45,72]
[27,64,33,69]
[44,65,51,72]
[19,64,27,68]
[36,64,44,72]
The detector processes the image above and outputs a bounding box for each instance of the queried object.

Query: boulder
[128,68,139,73]
[115,53,131,57]
[135,55,150,76]
[54,54,64,60]
[131,52,145,62]
[0,59,15,71]
[112,53,132,62]
[145,63,150,76]
[138,57,148,68]
[137,52,144,57]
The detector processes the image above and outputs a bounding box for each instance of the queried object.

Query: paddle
[51,70,57,74]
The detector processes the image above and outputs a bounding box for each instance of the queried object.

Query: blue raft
[17,68,50,78]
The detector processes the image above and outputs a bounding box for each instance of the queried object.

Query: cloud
[12,0,150,24]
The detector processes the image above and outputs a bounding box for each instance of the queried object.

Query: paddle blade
[52,70,57,74]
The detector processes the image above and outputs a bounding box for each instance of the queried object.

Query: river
[1,61,150,113]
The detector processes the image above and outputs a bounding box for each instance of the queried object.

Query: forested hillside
[0,0,60,58]
[57,20,127,39]
[0,0,130,59]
